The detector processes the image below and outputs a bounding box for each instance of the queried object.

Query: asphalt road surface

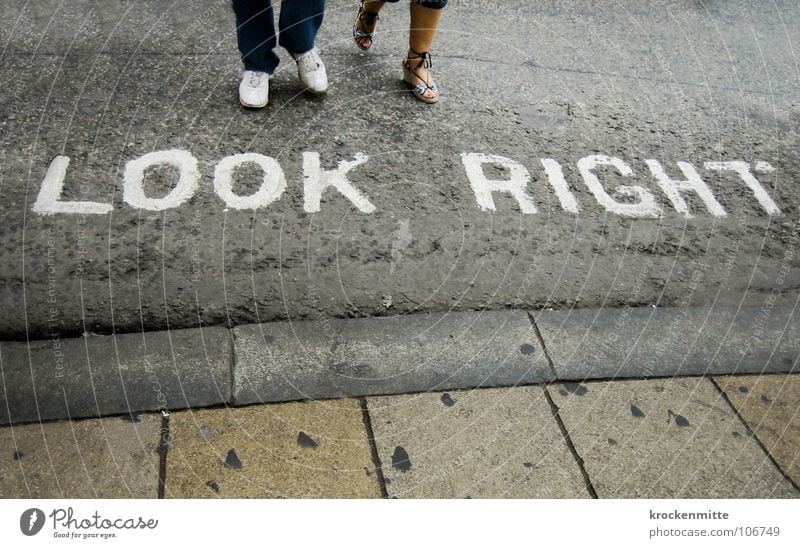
[1,0,798,339]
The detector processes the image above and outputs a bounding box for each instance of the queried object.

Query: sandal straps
[407,49,432,66]
[358,10,379,26]
[357,2,380,30]
[404,50,434,86]
[411,81,438,96]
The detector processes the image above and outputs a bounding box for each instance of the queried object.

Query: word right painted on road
[32,150,781,218]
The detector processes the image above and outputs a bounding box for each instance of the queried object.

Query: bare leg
[407,2,443,101]
[409,1,443,53]
[354,0,386,50]
[364,0,386,12]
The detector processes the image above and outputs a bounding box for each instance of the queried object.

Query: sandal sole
[401,68,439,104]
[353,8,376,52]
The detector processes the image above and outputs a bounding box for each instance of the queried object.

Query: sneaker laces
[247,71,266,87]
[295,50,321,73]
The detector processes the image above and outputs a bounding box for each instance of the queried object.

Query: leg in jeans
[278,0,326,55]
[232,0,280,73]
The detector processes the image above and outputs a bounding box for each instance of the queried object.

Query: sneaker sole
[239,96,268,108]
[299,75,328,95]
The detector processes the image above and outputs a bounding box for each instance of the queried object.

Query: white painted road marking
[461,153,539,214]
[754,161,776,173]
[577,155,660,218]
[213,153,286,210]
[31,156,113,215]
[31,151,783,218]
[540,158,580,214]
[705,161,781,216]
[645,160,727,218]
[302,152,375,214]
[123,149,200,211]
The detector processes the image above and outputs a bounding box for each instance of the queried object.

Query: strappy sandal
[402,50,439,104]
[353,2,379,51]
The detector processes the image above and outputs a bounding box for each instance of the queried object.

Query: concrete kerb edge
[0,325,235,427]
[531,303,800,381]
[0,304,797,425]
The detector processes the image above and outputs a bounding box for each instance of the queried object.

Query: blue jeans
[232,0,325,74]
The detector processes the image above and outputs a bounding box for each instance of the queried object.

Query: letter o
[123,150,200,211]
[213,153,286,210]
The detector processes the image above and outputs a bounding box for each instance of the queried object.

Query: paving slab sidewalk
[715,374,800,487]
[2,375,798,499]
[165,399,380,498]
[0,413,161,498]
[550,377,798,498]
[367,386,589,498]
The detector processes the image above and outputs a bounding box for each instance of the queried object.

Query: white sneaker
[239,70,269,108]
[292,48,328,94]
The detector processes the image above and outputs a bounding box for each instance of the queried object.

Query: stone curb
[0,327,233,426]
[232,310,550,405]
[1,305,797,425]
[533,304,800,380]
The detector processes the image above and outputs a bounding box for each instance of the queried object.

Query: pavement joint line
[6,373,799,429]
[359,398,389,499]
[8,373,793,428]
[157,410,171,499]
[526,310,557,378]
[545,371,800,386]
[1,377,796,427]
[709,377,800,493]
[541,385,598,499]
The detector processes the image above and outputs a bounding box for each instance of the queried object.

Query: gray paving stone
[551,377,799,498]
[165,399,379,498]
[233,311,551,405]
[534,305,799,380]
[715,374,800,486]
[0,327,232,425]
[366,386,590,498]
[0,413,161,498]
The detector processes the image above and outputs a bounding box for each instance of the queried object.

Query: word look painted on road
[32,150,780,218]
